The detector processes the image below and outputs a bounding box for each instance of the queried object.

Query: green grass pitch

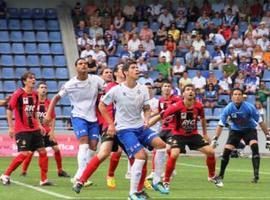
[0,156,270,200]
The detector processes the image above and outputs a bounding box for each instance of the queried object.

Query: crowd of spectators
[72,0,270,110]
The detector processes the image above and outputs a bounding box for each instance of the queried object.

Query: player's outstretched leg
[52,146,70,178]
[250,142,260,183]
[21,152,34,176]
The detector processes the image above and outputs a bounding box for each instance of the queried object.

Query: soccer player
[74,61,167,199]
[149,84,223,191]
[212,88,270,183]
[21,81,70,178]
[0,71,52,186]
[44,58,105,186]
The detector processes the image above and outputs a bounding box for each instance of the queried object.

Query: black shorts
[170,134,209,152]
[15,131,45,152]
[226,129,258,147]
[159,129,173,144]
[101,129,119,152]
[43,135,58,148]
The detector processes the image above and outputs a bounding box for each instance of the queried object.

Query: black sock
[219,148,232,178]
[251,143,260,179]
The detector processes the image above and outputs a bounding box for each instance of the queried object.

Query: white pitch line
[74,197,270,200]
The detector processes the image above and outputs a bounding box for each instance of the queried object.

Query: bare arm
[44,94,61,125]
[215,125,223,139]
[259,121,270,137]
[98,101,115,136]
[6,109,14,138]
[148,114,162,127]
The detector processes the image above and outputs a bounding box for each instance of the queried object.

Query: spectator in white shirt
[123,0,136,20]
[128,34,141,53]
[257,34,270,51]
[80,44,93,58]
[192,70,206,94]
[159,45,172,63]
[158,8,174,28]
[192,34,206,52]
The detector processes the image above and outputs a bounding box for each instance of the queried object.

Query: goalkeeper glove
[211,136,219,149]
[266,135,270,150]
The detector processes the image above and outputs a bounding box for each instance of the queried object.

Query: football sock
[137,160,147,192]
[79,155,101,183]
[167,148,171,157]
[130,159,145,195]
[206,155,216,178]
[151,150,156,172]
[22,152,34,173]
[164,156,177,183]
[39,151,48,182]
[54,150,63,173]
[219,148,232,178]
[153,149,166,184]
[108,152,121,177]
[5,153,28,176]
[86,148,95,163]
[74,144,89,180]
[251,143,260,178]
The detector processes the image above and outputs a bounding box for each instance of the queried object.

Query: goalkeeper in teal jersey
[212,88,270,183]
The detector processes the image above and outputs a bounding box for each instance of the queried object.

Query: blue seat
[124,21,132,31]
[149,57,158,67]
[187,22,195,32]
[12,43,24,54]
[262,70,270,81]
[51,43,64,54]
[188,70,197,78]
[38,43,51,54]
[246,95,256,104]
[0,107,5,116]
[45,8,57,19]
[8,19,20,30]
[0,19,7,30]
[23,31,36,42]
[27,55,39,66]
[206,44,215,55]
[25,43,37,54]
[149,70,159,81]
[15,68,27,77]
[239,21,248,34]
[154,45,163,56]
[63,106,71,116]
[42,68,55,79]
[201,70,209,78]
[1,55,13,66]
[55,106,62,116]
[36,31,49,42]
[213,108,223,118]
[116,45,124,56]
[14,55,26,66]
[30,68,42,79]
[265,81,270,89]
[20,8,32,19]
[208,121,218,127]
[137,21,146,32]
[46,80,58,92]
[108,57,120,68]
[58,81,66,89]
[174,57,185,65]
[204,108,213,119]
[7,8,19,18]
[212,70,223,80]
[3,81,17,92]
[55,68,68,79]
[218,94,230,103]
[2,68,15,79]
[40,55,53,67]
[54,55,66,67]
[47,20,60,30]
[0,43,11,54]
[0,31,9,42]
[0,82,3,91]
[61,97,70,106]
[21,20,33,30]
[150,22,160,33]
[10,31,23,42]
[34,19,46,30]
[48,31,61,42]
[32,8,44,19]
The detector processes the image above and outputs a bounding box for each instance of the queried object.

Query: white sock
[153,149,166,185]
[74,144,89,180]
[130,159,145,195]
[86,149,95,164]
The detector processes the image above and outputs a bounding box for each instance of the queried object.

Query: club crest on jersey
[23,98,28,104]
[160,103,164,109]
[181,113,187,119]
[231,113,237,119]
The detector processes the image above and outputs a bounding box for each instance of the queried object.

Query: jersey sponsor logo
[23,97,28,104]
[25,105,35,117]
[182,119,196,132]
[181,113,187,119]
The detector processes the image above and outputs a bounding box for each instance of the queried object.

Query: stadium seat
[0,93,4,99]
[239,21,248,34]
[38,43,51,54]
[204,108,213,119]
[154,45,163,56]
[208,121,218,127]
[246,95,256,104]
[150,22,159,33]
[21,19,33,30]
[149,70,159,81]
[218,94,230,104]
[55,106,62,116]
[46,80,58,92]
[213,108,223,118]
[48,31,61,42]
[3,81,17,92]
[25,43,38,54]
[32,8,44,19]
[40,55,53,67]
[213,70,223,79]
[33,19,46,30]
[36,31,49,42]
[201,70,209,78]
[0,19,7,30]
[174,57,185,65]
[27,55,39,66]
[137,21,145,32]
[63,106,71,116]
[262,70,270,81]
[2,68,15,79]
[0,31,9,42]
[20,8,32,19]
[149,57,159,67]
[188,70,197,78]
[108,57,120,68]
[51,43,64,54]
[206,44,215,55]
[187,22,195,32]
[11,43,25,54]
[0,107,5,116]
[54,55,66,67]
[10,31,23,42]
[0,43,11,54]
[7,8,20,18]
[47,20,60,30]
[61,97,70,106]
[58,81,66,89]
[42,68,55,79]
[1,55,14,66]
[45,8,57,19]
[124,21,132,31]
[266,81,270,89]
[14,55,26,66]
[55,68,68,79]
[23,31,36,42]
[30,68,42,79]
[8,19,20,30]
[116,45,124,56]
[15,68,27,77]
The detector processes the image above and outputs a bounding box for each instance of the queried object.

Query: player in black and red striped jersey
[0,71,52,186]
[20,81,70,178]
[149,84,223,191]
